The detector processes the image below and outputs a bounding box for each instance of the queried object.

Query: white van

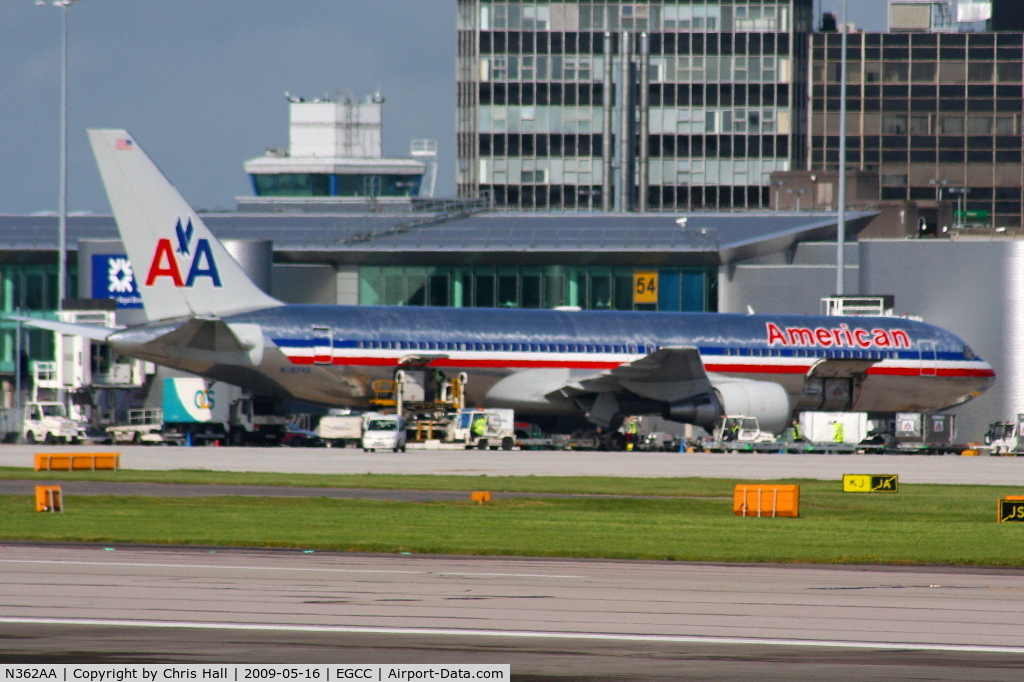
[361,413,407,452]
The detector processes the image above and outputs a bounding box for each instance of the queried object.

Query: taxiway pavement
[1,444,1023,485]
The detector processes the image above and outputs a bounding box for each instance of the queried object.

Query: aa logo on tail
[145,218,222,287]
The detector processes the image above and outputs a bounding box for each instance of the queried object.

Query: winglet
[88,129,283,320]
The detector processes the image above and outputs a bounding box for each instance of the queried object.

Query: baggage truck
[316,411,363,448]
[160,377,288,446]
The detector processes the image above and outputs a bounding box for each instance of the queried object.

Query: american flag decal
[115,138,134,151]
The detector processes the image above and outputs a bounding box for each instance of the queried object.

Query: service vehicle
[985,414,1024,455]
[0,401,86,444]
[316,411,363,448]
[361,413,407,452]
[712,415,775,444]
[448,408,516,450]
[799,411,869,445]
[107,408,166,444]
[161,377,288,446]
[281,422,325,448]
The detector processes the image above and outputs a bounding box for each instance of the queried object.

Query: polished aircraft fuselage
[108,304,995,418]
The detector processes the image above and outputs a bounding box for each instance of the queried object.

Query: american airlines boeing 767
[12,130,995,435]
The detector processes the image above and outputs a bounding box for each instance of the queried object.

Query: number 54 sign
[634,271,658,304]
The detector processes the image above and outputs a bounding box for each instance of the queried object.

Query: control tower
[243,93,433,209]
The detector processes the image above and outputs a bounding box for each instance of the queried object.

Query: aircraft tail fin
[88,129,282,321]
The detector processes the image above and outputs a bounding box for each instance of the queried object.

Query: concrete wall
[859,239,1009,441]
[336,265,359,305]
[271,264,337,304]
[722,237,1012,441]
[718,243,859,315]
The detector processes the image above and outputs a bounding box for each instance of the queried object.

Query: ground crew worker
[625,419,639,450]
[780,419,803,443]
[832,420,845,443]
[472,414,487,440]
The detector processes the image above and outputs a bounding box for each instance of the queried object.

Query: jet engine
[664,378,791,434]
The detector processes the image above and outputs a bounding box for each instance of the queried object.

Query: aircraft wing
[4,315,117,342]
[573,347,713,402]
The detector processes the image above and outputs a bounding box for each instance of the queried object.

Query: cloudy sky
[1,0,886,215]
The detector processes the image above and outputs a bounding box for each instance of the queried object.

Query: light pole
[929,178,950,202]
[788,187,808,212]
[836,0,849,295]
[948,188,969,229]
[37,0,80,311]
[771,180,787,209]
[930,178,950,233]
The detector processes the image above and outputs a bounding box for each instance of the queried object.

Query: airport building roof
[0,210,877,267]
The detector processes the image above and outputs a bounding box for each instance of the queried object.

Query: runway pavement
[2,545,1023,678]
[2,443,1024,485]
[5,446,1024,677]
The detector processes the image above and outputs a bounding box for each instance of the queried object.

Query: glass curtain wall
[0,264,71,375]
[458,0,811,210]
[810,31,1024,229]
[360,264,717,311]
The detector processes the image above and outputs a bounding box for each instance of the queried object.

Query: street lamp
[37,0,81,311]
[947,187,970,229]
[836,0,849,296]
[929,178,950,203]
[787,187,808,212]
[771,180,787,210]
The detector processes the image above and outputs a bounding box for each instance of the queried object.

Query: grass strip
[3,481,1024,566]
[0,466,741,497]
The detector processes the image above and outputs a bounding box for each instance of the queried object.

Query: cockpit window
[963,345,976,360]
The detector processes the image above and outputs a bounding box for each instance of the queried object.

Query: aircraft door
[919,341,936,377]
[313,326,333,365]
[821,378,853,411]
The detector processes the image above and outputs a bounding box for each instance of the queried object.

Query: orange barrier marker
[733,484,800,518]
[34,453,120,471]
[35,485,63,512]
[470,491,492,505]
